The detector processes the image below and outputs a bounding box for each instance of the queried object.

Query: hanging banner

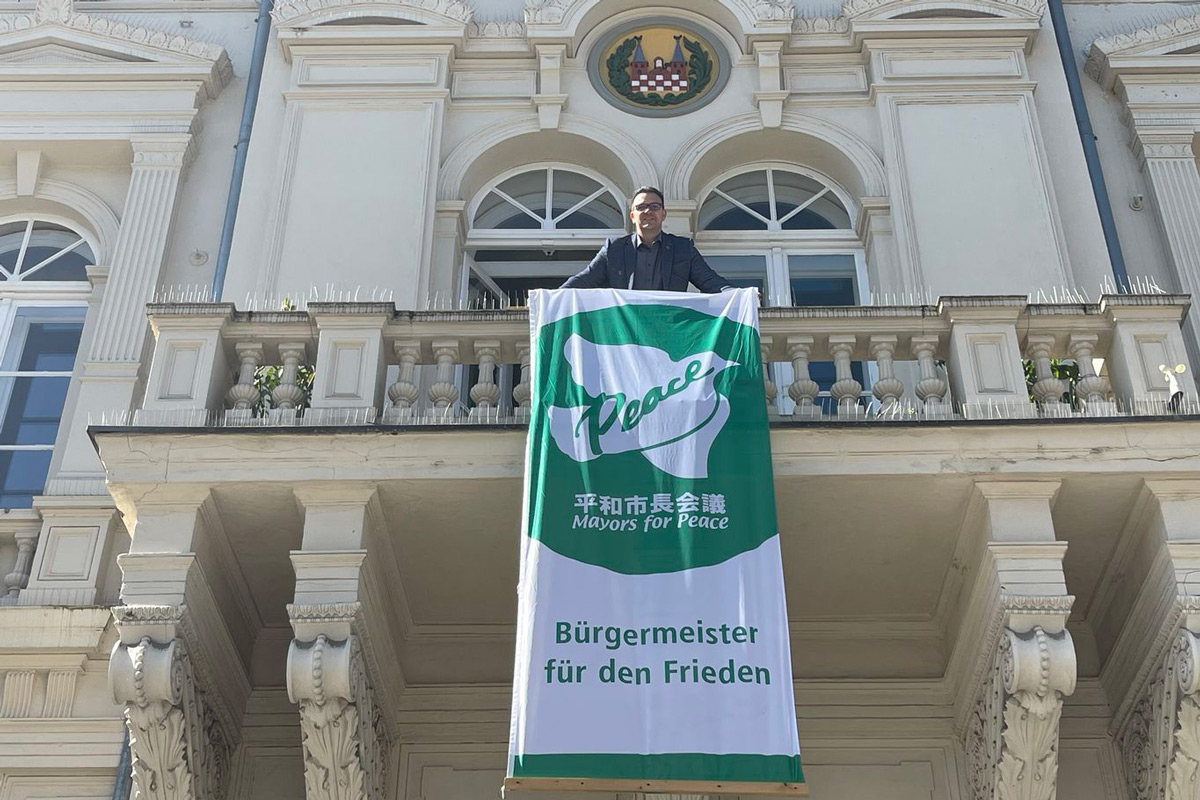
[508,288,804,792]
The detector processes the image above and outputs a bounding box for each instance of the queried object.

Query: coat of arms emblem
[589,21,729,117]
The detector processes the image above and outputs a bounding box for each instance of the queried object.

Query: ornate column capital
[109,628,233,800]
[1132,128,1197,164]
[964,626,1076,800]
[287,610,390,800]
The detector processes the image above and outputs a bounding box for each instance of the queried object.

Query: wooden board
[502,777,809,796]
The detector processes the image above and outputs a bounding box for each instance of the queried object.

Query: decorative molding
[524,0,792,31]
[1085,11,1200,86]
[841,0,1045,20]
[0,0,231,89]
[792,16,850,33]
[1118,630,1200,800]
[964,627,1076,800]
[110,604,241,760]
[288,634,389,800]
[467,19,524,38]
[0,670,35,718]
[271,0,472,27]
[110,636,232,800]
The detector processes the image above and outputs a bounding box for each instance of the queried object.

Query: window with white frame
[0,219,94,282]
[0,217,93,507]
[697,166,867,411]
[464,166,626,309]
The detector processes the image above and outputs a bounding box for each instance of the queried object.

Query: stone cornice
[0,0,232,95]
[1085,11,1200,89]
[272,0,471,28]
[841,0,1044,21]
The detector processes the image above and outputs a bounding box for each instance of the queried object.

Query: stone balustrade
[131,294,1198,427]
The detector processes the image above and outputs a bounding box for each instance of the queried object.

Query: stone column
[1103,480,1200,800]
[954,481,1077,800]
[108,487,248,800]
[288,484,395,800]
[56,135,193,482]
[1137,129,1200,364]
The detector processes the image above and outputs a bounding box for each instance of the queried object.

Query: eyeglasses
[633,202,664,212]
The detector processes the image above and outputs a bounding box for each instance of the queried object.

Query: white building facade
[2,0,1200,796]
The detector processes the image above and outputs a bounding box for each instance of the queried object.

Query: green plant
[1024,358,1078,407]
[252,363,314,416]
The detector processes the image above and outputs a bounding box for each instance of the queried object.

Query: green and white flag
[508,288,803,786]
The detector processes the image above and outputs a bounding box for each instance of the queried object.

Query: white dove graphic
[547,333,740,479]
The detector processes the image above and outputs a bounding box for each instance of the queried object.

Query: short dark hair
[631,186,665,208]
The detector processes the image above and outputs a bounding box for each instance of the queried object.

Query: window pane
[552,171,623,228]
[770,171,845,230]
[700,171,771,230]
[0,449,52,508]
[475,191,541,230]
[0,376,70,444]
[496,171,548,217]
[17,322,84,371]
[705,255,767,292]
[21,249,90,281]
[788,254,857,306]
[0,222,28,274]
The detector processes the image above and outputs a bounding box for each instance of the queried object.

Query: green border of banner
[512,753,804,784]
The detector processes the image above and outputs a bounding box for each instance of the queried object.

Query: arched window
[0,217,91,507]
[697,166,866,413]
[0,219,94,282]
[464,166,627,309]
[471,167,625,232]
[698,167,852,231]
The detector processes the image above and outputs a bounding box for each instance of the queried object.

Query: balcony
[124,294,1198,429]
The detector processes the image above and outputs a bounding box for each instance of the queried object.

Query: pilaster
[1134,128,1200,364]
[952,480,1077,800]
[58,135,192,481]
[287,484,397,800]
[1101,480,1200,800]
[108,487,249,800]
[88,135,193,365]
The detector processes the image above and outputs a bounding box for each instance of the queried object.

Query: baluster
[911,335,949,417]
[760,336,778,406]
[869,335,905,414]
[4,531,37,599]
[787,336,821,418]
[513,344,532,416]
[387,340,421,419]
[1068,334,1114,415]
[428,339,461,413]
[1026,335,1068,415]
[828,335,862,416]
[470,340,502,418]
[225,343,263,412]
[271,343,308,414]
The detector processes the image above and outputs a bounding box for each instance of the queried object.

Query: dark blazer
[561,233,731,293]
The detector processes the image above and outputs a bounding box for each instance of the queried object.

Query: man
[561,187,733,292]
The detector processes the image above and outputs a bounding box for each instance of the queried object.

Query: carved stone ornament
[0,0,229,64]
[467,19,525,37]
[272,0,472,27]
[288,634,389,800]
[840,0,1045,20]
[1084,12,1200,84]
[964,627,1076,800]
[792,16,850,34]
[1119,630,1200,800]
[110,637,232,800]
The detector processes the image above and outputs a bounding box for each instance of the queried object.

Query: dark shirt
[630,234,661,290]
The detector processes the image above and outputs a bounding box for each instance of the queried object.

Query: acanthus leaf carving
[964,627,1075,800]
[1120,630,1200,800]
[272,0,472,27]
[289,634,388,800]
[110,615,234,800]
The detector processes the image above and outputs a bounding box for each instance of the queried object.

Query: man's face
[629,191,666,241]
